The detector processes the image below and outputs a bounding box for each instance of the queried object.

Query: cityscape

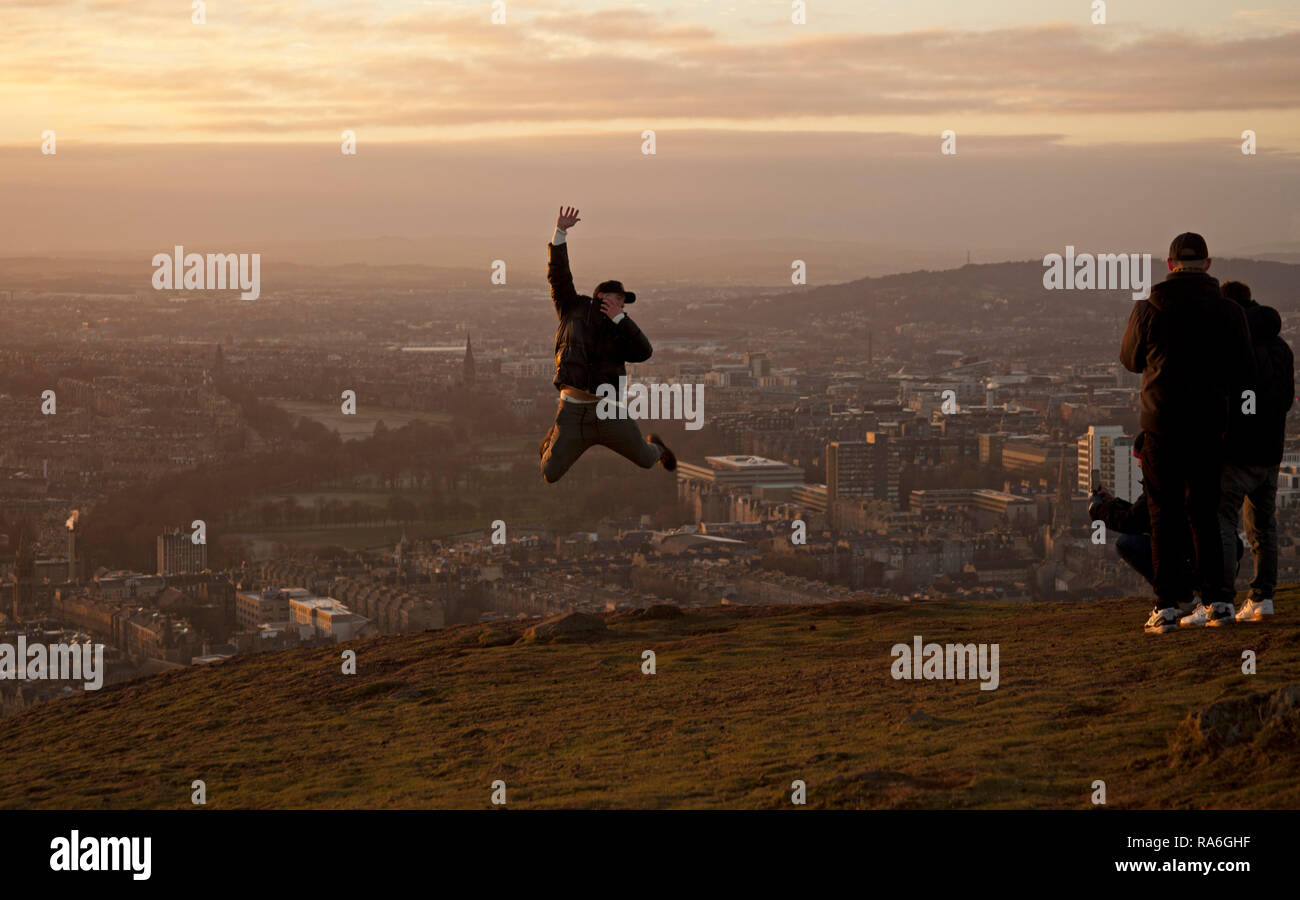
[4,253,1297,716]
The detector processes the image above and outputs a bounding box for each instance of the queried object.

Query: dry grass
[3,589,1298,809]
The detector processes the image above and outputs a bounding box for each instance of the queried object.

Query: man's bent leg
[595,407,662,469]
[1114,534,1155,587]
[541,401,595,483]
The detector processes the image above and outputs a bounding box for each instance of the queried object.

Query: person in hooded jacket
[1217,280,1294,622]
[1121,232,1255,633]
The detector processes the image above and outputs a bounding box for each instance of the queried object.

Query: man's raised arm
[548,205,581,316]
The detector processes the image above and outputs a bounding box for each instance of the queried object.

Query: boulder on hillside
[1172,683,1300,758]
[523,611,607,643]
[477,628,516,648]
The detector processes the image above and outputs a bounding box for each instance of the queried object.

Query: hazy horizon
[6,132,1298,282]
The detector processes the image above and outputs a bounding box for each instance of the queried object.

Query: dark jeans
[1139,431,1226,609]
[1219,462,1279,599]
[1113,532,1242,592]
[540,398,662,483]
[1115,534,1155,586]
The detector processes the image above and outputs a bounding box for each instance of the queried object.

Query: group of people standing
[1099,232,1293,632]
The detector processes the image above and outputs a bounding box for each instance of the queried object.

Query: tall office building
[827,441,870,500]
[827,433,899,505]
[157,527,207,576]
[1076,425,1142,502]
[745,351,771,378]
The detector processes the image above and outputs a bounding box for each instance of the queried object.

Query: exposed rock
[641,603,685,620]
[1172,683,1300,758]
[523,611,607,643]
[809,601,873,617]
[477,628,516,648]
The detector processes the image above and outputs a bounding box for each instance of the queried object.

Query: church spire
[464,332,476,385]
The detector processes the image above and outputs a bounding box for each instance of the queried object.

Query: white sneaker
[1235,597,1274,622]
[1179,601,1236,628]
[1144,606,1180,634]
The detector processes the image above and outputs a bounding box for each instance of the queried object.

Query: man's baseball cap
[1168,232,1209,261]
[594,280,636,303]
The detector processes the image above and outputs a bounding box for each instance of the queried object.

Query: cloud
[2,3,1298,141]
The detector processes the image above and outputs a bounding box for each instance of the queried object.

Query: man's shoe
[1144,606,1180,634]
[1179,603,1210,628]
[646,434,677,471]
[1235,597,1274,622]
[1206,601,1236,627]
[1180,601,1235,628]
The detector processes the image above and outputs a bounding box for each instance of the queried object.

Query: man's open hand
[557,205,581,230]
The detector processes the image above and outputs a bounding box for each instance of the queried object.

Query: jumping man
[539,205,677,483]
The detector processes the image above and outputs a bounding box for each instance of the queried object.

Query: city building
[826,433,899,505]
[1076,425,1141,501]
[157,527,207,576]
[288,595,370,642]
[236,587,305,630]
[676,455,805,491]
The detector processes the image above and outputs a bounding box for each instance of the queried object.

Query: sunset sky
[3,1,1298,268]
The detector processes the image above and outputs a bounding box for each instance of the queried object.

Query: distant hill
[0,237,963,294]
[744,257,1300,327]
[2,589,1298,809]
[3,254,1294,313]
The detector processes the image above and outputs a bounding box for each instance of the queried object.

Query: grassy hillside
[3,588,1299,809]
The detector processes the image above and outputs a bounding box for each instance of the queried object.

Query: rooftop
[702,455,798,470]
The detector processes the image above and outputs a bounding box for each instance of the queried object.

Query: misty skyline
[5,133,1297,278]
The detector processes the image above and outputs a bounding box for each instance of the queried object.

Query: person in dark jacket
[1218,280,1294,621]
[539,205,677,483]
[1120,232,1255,633]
